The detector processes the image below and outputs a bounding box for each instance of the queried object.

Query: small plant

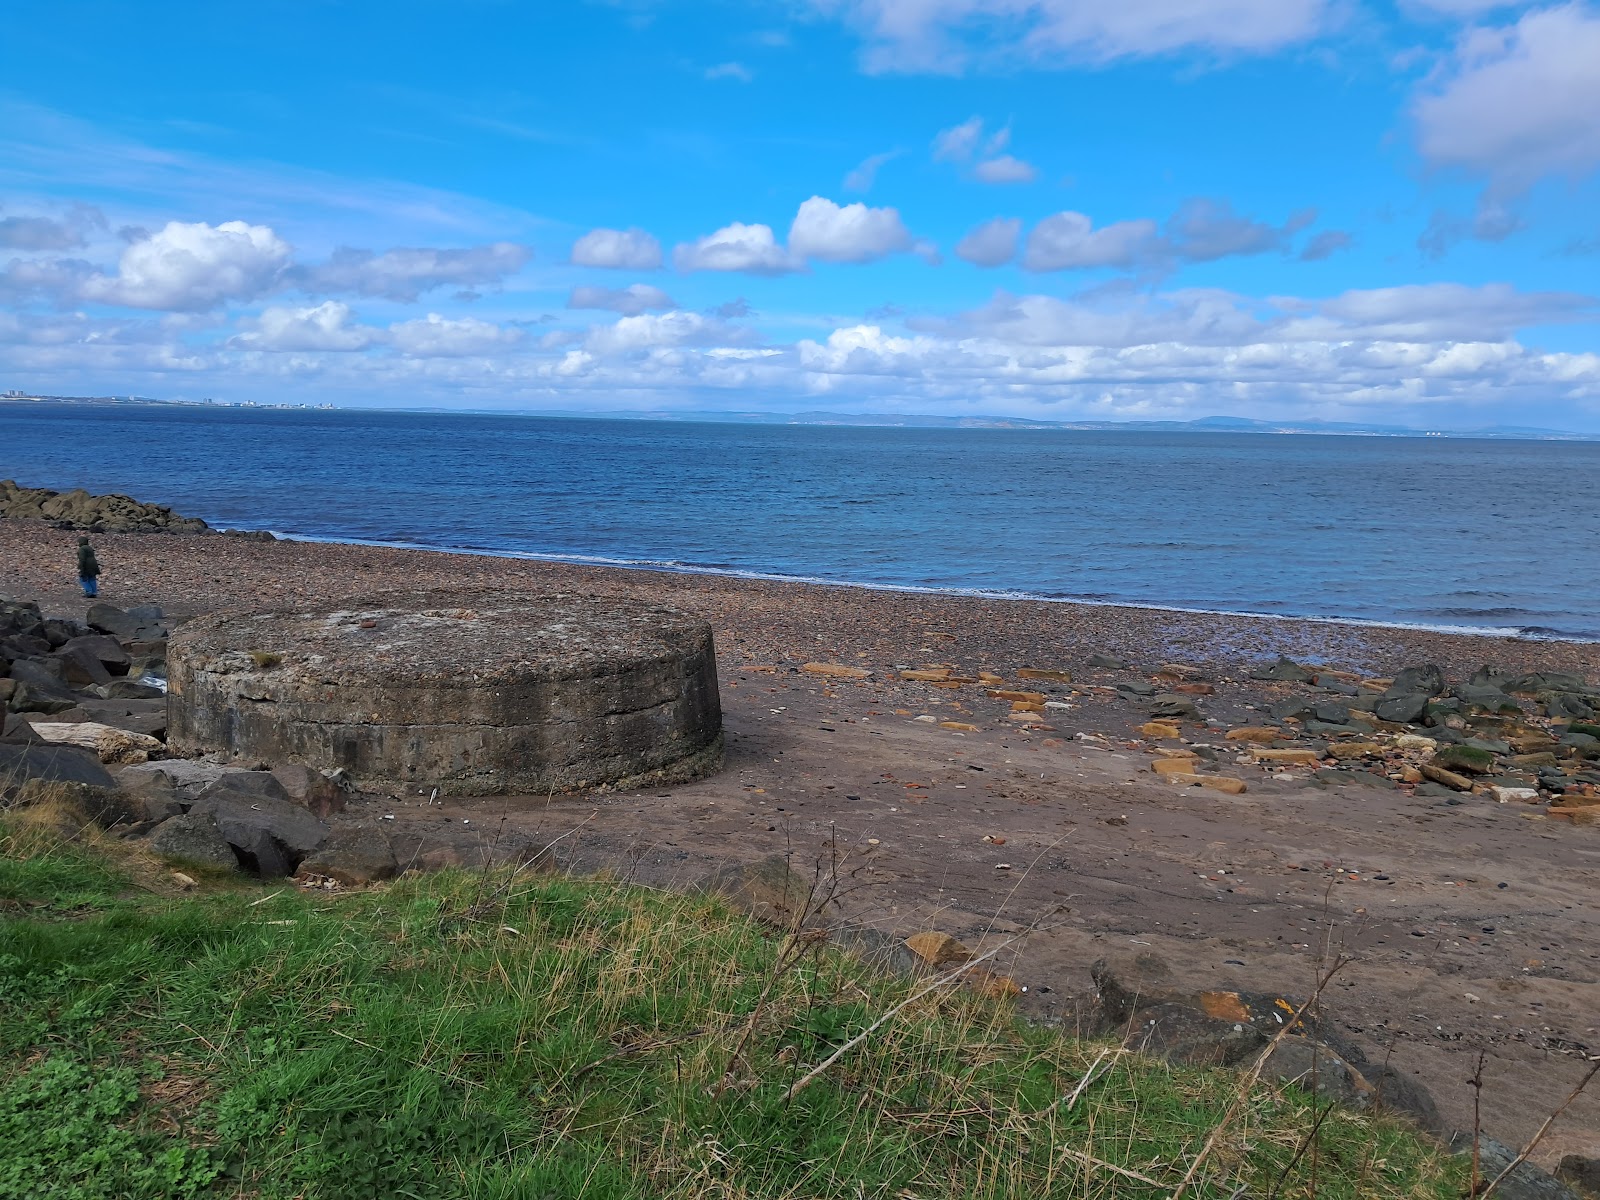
[248,650,282,669]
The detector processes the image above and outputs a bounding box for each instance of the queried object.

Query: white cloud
[389,313,525,357]
[570,226,664,270]
[1414,4,1600,190]
[843,149,901,192]
[567,283,678,315]
[816,0,1331,72]
[704,61,755,81]
[788,196,917,264]
[583,310,737,354]
[955,216,1022,266]
[1166,197,1310,261]
[933,116,985,160]
[81,220,291,310]
[297,242,530,301]
[673,221,800,274]
[972,154,1039,184]
[1022,211,1161,270]
[0,205,104,251]
[232,302,378,352]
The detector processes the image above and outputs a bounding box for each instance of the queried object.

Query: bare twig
[1481,1057,1600,1199]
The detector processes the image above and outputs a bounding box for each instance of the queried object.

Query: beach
[5,517,1600,1162]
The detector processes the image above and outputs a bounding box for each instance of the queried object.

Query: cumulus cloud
[1167,198,1313,261]
[843,149,901,192]
[1414,4,1600,191]
[231,302,378,352]
[583,310,740,354]
[296,242,530,301]
[570,227,664,270]
[1022,212,1162,270]
[389,313,525,357]
[81,220,291,310]
[955,216,1023,266]
[673,221,799,274]
[816,0,1331,72]
[788,196,918,264]
[704,61,754,81]
[1417,201,1525,259]
[933,116,986,161]
[567,283,678,315]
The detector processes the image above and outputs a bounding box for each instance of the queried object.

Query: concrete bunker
[167,592,723,796]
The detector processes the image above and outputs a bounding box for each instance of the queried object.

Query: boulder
[1385,665,1445,698]
[12,776,139,828]
[189,772,329,877]
[271,762,349,819]
[7,679,82,715]
[904,931,973,967]
[1556,1156,1600,1195]
[147,811,238,870]
[1449,1135,1583,1200]
[1375,693,1429,724]
[58,634,131,674]
[1434,745,1495,775]
[91,679,165,700]
[1126,1002,1266,1067]
[1545,693,1597,721]
[0,741,116,793]
[26,721,163,764]
[1454,684,1521,714]
[117,759,241,805]
[114,767,183,823]
[1267,1037,1376,1107]
[1506,672,1595,697]
[296,824,398,886]
[86,603,143,641]
[51,644,112,687]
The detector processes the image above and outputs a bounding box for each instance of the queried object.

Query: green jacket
[77,544,99,578]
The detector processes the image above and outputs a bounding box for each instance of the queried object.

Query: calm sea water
[3,404,1597,640]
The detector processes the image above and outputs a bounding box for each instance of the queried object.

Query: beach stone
[189,773,329,877]
[1386,665,1445,698]
[1116,680,1156,698]
[1148,695,1201,719]
[905,931,972,966]
[296,823,397,885]
[271,762,349,819]
[1225,726,1282,743]
[1126,1002,1266,1067]
[0,742,116,794]
[1420,763,1474,791]
[93,678,165,700]
[1449,1135,1583,1200]
[1140,721,1182,739]
[116,759,242,805]
[803,662,871,679]
[147,811,238,870]
[1252,656,1314,682]
[59,634,131,675]
[52,644,113,687]
[1087,654,1130,670]
[167,593,724,796]
[25,721,163,764]
[1167,772,1247,794]
[1267,1037,1376,1106]
[1375,693,1429,724]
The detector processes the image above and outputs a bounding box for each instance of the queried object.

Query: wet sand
[4,521,1599,1161]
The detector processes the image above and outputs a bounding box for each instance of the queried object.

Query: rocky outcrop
[0,479,209,533]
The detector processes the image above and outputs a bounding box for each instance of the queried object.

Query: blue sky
[2,0,1597,428]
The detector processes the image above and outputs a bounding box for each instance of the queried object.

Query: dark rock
[116,759,240,805]
[1116,680,1156,698]
[1148,695,1201,720]
[1088,654,1131,670]
[1092,953,1181,1024]
[1436,745,1495,774]
[13,777,138,828]
[1545,693,1596,721]
[1415,782,1461,798]
[1,712,44,743]
[1310,701,1351,724]
[1304,720,1363,737]
[1126,1002,1266,1067]
[86,603,142,641]
[1367,1065,1448,1136]
[1556,1155,1600,1195]
[1507,672,1595,697]
[9,657,65,686]
[147,811,238,870]
[189,772,329,876]
[52,644,112,687]
[115,768,183,823]
[271,762,348,820]
[1375,693,1429,724]
[297,824,397,885]
[9,680,84,714]
[39,619,77,648]
[1270,698,1314,721]
[1315,678,1360,696]
[1267,1037,1377,1107]
[1449,1134,1583,1200]
[0,742,116,793]
[1454,684,1521,714]
[1252,656,1314,683]
[58,634,132,675]
[1465,737,1512,754]
[1385,665,1445,698]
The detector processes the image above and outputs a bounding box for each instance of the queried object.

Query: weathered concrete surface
[166,593,722,795]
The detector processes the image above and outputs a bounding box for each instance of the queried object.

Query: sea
[4,403,1597,641]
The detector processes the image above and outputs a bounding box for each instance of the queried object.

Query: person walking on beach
[76,535,101,598]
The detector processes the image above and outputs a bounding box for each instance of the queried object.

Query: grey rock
[1310,701,1351,724]
[1,712,44,743]
[1385,664,1445,698]
[86,603,142,641]
[147,811,238,870]
[1449,1135,1583,1200]
[1375,693,1429,723]
[1116,680,1156,697]
[297,824,397,885]
[1267,1037,1376,1107]
[9,657,65,686]
[190,772,328,876]
[59,634,131,674]
[114,767,182,823]
[52,644,112,687]
[1126,1002,1266,1068]
[1556,1155,1600,1195]
[1088,654,1131,670]
[117,759,242,805]
[1454,684,1521,713]
[271,762,348,819]
[1252,656,1315,683]
[1148,695,1201,720]
[0,741,116,794]
[91,679,165,700]
[1507,672,1595,697]
[1545,692,1596,721]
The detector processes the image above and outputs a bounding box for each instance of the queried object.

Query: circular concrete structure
[167,593,722,795]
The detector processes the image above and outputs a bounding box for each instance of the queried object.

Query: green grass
[0,809,1462,1200]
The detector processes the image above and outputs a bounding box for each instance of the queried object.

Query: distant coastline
[3,391,1594,442]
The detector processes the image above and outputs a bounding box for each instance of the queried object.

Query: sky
[1,1,1598,429]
